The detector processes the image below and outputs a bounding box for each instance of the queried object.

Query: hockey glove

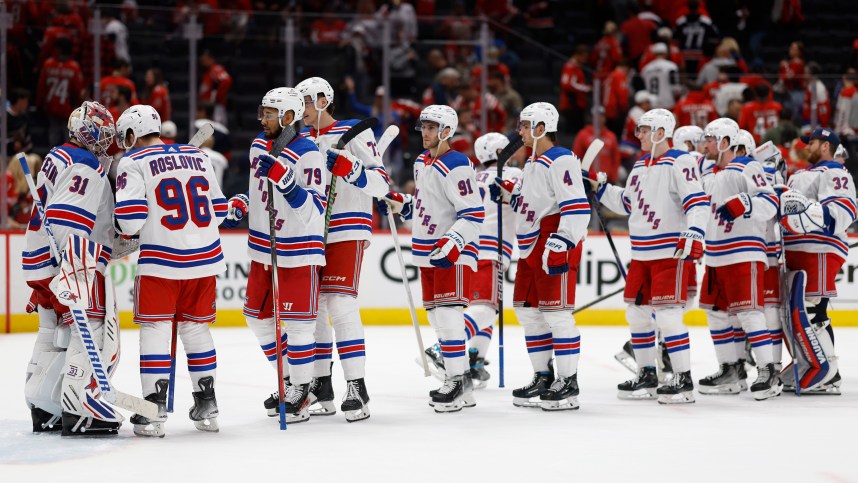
[772,183,789,196]
[673,229,704,259]
[326,148,368,188]
[581,170,607,198]
[378,191,413,220]
[779,190,832,234]
[541,233,574,275]
[492,177,521,210]
[716,193,752,222]
[223,193,249,228]
[429,231,465,268]
[258,154,298,196]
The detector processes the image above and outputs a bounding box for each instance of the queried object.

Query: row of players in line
[21,76,854,437]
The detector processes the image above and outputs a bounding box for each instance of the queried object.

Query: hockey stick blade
[581,138,605,171]
[189,123,215,148]
[336,117,380,150]
[376,125,400,157]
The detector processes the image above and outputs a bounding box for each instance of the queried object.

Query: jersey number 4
[156,176,211,230]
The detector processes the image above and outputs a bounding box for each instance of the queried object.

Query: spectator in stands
[522,0,557,45]
[103,9,130,64]
[591,21,623,80]
[108,85,133,128]
[310,5,347,44]
[674,0,720,74]
[778,41,806,119]
[389,31,418,98]
[199,50,233,127]
[763,106,799,147]
[620,3,661,63]
[834,70,858,137]
[37,37,83,147]
[739,83,782,142]
[559,45,591,135]
[438,1,474,43]
[574,109,621,182]
[424,49,449,79]
[802,62,831,128]
[639,27,684,71]
[196,102,232,160]
[377,0,418,43]
[641,43,680,109]
[452,81,507,136]
[341,25,372,100]
[673,82,717,128]
[6,88,32,157]
[161,121,177,144]
[100,59,138,110]
[422,67,460,106]
[709,66,747,116]
[347,0,381,48]
[726,98,743,122]
[621,91,654,162]
[602,60,631,137]
[487,69,523,134]
[696,38,747,86]
[36,2,86,70]
[5,153,41,229]
[141,67,172,122]
[450,107,477,162]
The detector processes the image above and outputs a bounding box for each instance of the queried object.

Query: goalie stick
[17,153,160,420]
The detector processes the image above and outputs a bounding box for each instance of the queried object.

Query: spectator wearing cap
[800,128,843,170]
[673,82,718,128]
[559,45,591,135]
[161,121,177,144]
[639,26,684,71]
[621,91,654,162]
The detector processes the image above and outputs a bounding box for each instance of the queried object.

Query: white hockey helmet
[519,102,559,137]
[732,129,756,154]
[703,118,739,154]
[295,76,334,108]
[258,87,305,128]
[68,101,116,155]
[115,104,161,150]
[474,132,510,164]
[636,108,675,145]
[417,104,458,141]
[161,120,177,139]
[673,125,704,151]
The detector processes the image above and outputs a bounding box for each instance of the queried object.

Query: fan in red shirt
[739,84,782,142]
[36,37,83,147]
[591,21,623,80]
[602,61,631,136]
[573,110,621,182]
[451,82,507,136]
[100,60,139,109]
[559,45,591,134]
[673,83,718,128]
[141,67,172,121]
[620,5,661,61]
[199,50,233,127]
[779,41,806,92]
[802,62,831,127]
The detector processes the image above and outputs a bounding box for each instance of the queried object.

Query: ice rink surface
[1,325,856,483]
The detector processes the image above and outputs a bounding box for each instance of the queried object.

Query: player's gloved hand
[772,183,789,196]
[112,214,137,239]
[257,154,297,195]
[581,170,607,198]
[378,191,413,220]
[716,192,752,222]
[492,177,521,210]
[673,229,704,259]
[429,231,465,268]
[779,190,831,234]
[223,193,249,228]
[541,233,575,275]
[326,148,368,188]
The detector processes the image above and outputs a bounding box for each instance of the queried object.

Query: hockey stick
[376,125,400,157]
[494,134,524,388]
[188,123,215,148]
[323,117,380,241]
[581,139,627,280]
[18,153,160,419]
[572,286,624,314]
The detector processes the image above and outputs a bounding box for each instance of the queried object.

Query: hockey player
[695,122,782,400]
[114,105,228,436]
[587,108,708,404]
[779,128,856,393]
[378,105,485,413]
[494,102,590,411]
[23,101,123,435]
[294,76,389,422]
[673,125,704,156]
[222,87,327,422]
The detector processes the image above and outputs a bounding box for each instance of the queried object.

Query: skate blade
[791,385,842,396]
[462,394,476,408]
[414,357,446,382]
[285,409,310,424]
[617,388,657,400]
[657,392,695,405]
[472,379,488,390]
[193,418,219,432]
[512,397,542,408]
[133,422,165,438]
[698,383,741,395]
[433,399,464,413]
[540,397,580,411]
[614,351,638,374]
[344,406,370,423]
[738,381,748,392]
[309,400,337,416]
[752,385,784,401]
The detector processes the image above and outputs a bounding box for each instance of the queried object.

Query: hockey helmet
[732,129,756,154]
[68,101,116,155]
[295,77,334,109]
[259,87,305,128]
[417,105,458,142]
[519,102,559,137]
[673,125,704,152]
[703,118,740,154]
[474,132,510,164]
[115,105,160,150]
[636,108,675,144]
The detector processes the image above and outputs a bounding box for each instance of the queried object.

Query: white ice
[1,326,856,482]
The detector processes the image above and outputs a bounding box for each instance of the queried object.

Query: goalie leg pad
[61,320,123,423]
[25,349,65,422]
[787,271,833,390]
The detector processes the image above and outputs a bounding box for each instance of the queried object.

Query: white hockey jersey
[703,156,778,267]
[514,146,590,259]
[600,149,709,261]
[763,165,785,267]
[114,143,227,279]
[784,160,857,260]
[23,143,114,281]
[411,149,485,271]
[246,133,327,268]
[299,119,390,243]
[641,58,679,109]
[474,164,522,269]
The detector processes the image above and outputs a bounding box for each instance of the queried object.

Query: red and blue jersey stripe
[478,235,513,259]
[45,203,96,234]
[457,206,485,223]
[821,195,857,222]
[559,197,590,217]
[704,236,767,257]
[757,192,780,211]
[22,246,55,271]
[114,199,149,221]
[248,229,325,258]
[211,197,228,219]
[138,239,224,269]
[784,232,849,258]
[517,228,540,253]
[630,232,680,252]
[682,192,710,213]
[328,211,373,234]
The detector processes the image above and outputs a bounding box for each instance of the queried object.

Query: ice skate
[697,363,741,395]
[750,363,783,401]
[62,412,121,436]
[308,375,337,416]
[341,378,370,422]
[617,366,658,400]
[539,374,580,411]
[784,369,842,395]
[468,348,490,389]
[264,377,290,417]
[131,379,169,438]
[189,376,219,432]
[431,375,466,413]
[657,371,695,404]
[283,383,311,423]
[614,340,637,374]
[734,360,749,391]
[416,343,446,381]
[512,367,554,408]
[30,407,61,433]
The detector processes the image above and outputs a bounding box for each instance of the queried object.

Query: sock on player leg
[465,304,496,357]
[736,310,773,366]
[329,294,366,381]
[139,322,173,397]
[706,309,738,364]
[515,306,553,373]
[313,294,334,377]
[434,306,468,377]
[179,322,217,391]
[543,310,580,377]
[246,316,287,375]
[627,304,657,368]
[656,307,691,373]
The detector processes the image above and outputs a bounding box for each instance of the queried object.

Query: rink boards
[3,231,858,332]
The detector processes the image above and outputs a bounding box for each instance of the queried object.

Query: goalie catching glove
[429,231,465,268]
[222,193,249,228]
[779,190,832,235]
[326,148,368,188]
[542,233,574,275]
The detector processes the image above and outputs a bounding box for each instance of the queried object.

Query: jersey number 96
[156,176,212,230]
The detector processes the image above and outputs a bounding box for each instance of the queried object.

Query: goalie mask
[68,101,116,156]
